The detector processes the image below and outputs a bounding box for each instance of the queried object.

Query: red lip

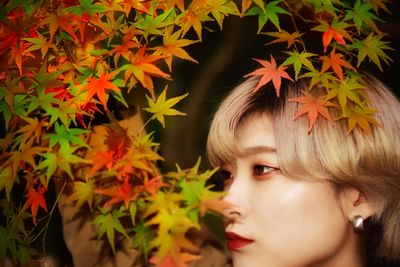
[225,232,254,251]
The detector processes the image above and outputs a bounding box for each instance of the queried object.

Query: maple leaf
[133,9,175,38]
[265,30,303,48]
[246,0,289,33]
[7,41,35,75]
[96,177,135,208]
[93,207,129,254]
[177,9,212,41]
[80,72,121,108]
[325,77,365,112]
[139,175,167,196]
[27,87,60,115]
[367,0,391,13]
[300,68,337,91]
[23,184,47,225]
[341,105,379,134]
[143,86,188,128]
[289,92,334,132]
[16,117,49,145]
[0,75,25,114]
[351,33,393,71]
[40,7,81,41]
[45,122,89,148]
[133,132,163,162]
[241,0,265,16]
[0,165,19,201]
[344,0,381,34]
[64,180,95,210]
[38,145,90,182]
[65,0,107,16]
[152,27,198,71]
[281,51,316,80]
[244,55,294,96]
[6,144,48,172]
[205,0,239,28]
[110,27,140,64]
[120,46,171,98]
[164,0,185,11]
[87,150,115,177]
[23,32,55,59]
[319,48,356,80]
[150,251,201,267]
[312,20,353,52]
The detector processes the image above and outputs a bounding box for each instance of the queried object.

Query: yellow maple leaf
[143,86,188,127]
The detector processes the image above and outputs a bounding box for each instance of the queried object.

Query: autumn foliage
[0,0,395,266]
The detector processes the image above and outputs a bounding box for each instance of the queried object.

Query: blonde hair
[207,76,400,261]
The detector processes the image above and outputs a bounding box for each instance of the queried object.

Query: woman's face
[221,114,356,267]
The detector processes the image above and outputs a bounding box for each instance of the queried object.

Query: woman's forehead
[236,113,276,151]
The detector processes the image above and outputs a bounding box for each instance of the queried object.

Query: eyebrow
[240,146,277,157]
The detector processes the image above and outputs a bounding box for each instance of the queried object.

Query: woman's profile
[206,75,400,267]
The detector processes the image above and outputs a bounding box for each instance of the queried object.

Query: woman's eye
[253,165,277,176]
[218,170,233,187]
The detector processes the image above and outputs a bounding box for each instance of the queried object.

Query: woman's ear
[339,187,374,222]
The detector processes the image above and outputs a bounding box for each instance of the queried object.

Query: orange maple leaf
[140,175,167,196]
[152,27,198,71]
[41,7,81,42]
[23,184,48,225]
[95,177,135,208]
[123,46,171,98]
[81,72,121,108]
[265,30,303,48]
[111,27,140,64]
[150,252,201,267]
[244,55,293,96]
[320,48,356,80]
[87,151,115,177]
[289,92,334,132]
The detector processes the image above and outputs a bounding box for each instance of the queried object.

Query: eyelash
[252,164,278,177]
[218,164,279,186]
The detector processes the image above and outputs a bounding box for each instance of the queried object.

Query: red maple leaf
[320,48,356,80]
[80,72,121,108]
[323,27,346,52]
[23,184,48,225]
[289,92,334,132]
[244,55,293,97]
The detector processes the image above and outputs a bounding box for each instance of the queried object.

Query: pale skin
[221,113,374,267]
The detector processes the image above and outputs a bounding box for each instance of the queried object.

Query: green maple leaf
[281,51,316,80]
[351,33,393,71]
[24,32,55,59]
[0,165,19,201]
[246,0,289,33]
[143,86,188,128]
[300,69,337,92]
[304,0,339,15]
[325,77,365,112]
[93,207,129,254]
[65,180,95,211]
[344,0,381,34]
[27,86,59,115]
[132,222,154,262]
[45,122,89,148]
[134,9,176,38]
[65,0,107,15]
[38,145,90,182]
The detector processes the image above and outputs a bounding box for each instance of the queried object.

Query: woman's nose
[222,180,249,220]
